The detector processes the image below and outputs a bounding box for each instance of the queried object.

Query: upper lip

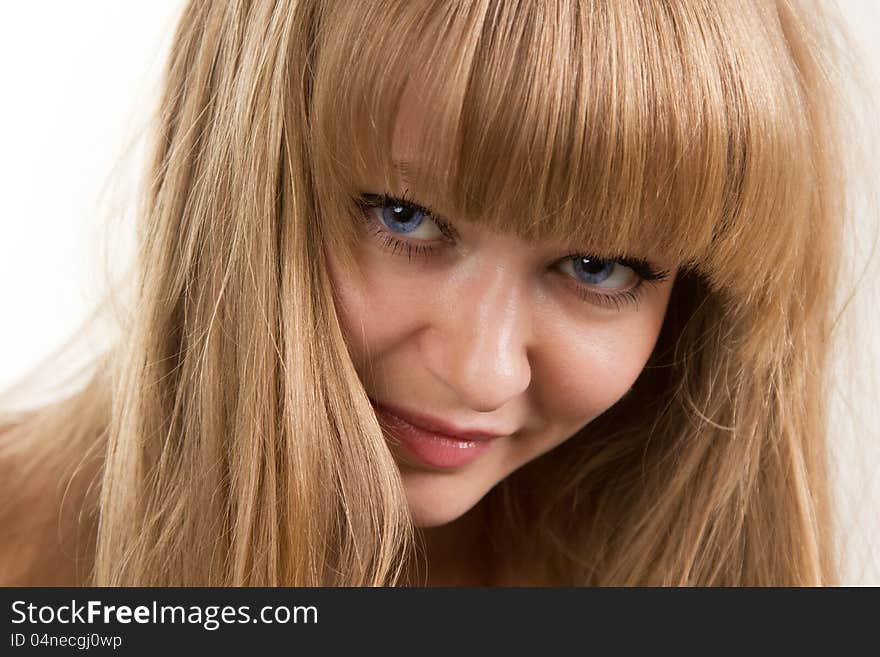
[371,400,514,441]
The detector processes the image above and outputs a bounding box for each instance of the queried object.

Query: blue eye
[572,257,614,285]
[357,193,449,242]
[382,203,426,234]
[562,256,638,289]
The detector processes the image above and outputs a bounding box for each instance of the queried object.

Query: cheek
[325,248,369,364]
[324,244,412,383]
[534,305,667,432]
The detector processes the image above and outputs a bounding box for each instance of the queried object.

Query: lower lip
[373,405,498,469]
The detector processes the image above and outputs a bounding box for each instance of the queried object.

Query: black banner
[1,587,873,654]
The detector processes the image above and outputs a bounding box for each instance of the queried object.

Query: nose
[420,261,532,413]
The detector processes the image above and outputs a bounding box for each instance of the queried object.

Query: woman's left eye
[558,256,638,290]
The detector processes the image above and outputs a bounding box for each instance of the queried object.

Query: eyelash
[352,192,670,311]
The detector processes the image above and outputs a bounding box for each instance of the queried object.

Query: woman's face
[325,97,677,528]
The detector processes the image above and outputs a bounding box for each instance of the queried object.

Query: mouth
[370,400,504,470]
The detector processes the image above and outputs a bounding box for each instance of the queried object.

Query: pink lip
[371,401,511,469]
[370,400,511,440]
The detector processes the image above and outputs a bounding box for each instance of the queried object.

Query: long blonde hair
[0,0,865,585]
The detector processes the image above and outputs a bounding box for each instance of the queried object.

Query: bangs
[310,0,818,297]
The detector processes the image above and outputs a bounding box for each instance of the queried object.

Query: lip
[371,400,510,469]
[370,400,512,440]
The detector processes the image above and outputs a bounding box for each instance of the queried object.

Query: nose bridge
[423,259,532,412]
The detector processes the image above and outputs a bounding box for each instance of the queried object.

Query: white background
[1,1,878,583]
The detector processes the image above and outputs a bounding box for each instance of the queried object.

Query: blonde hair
[0,0,867,585]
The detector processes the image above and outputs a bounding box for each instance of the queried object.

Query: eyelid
[554,259,670,311]
[556,258,639,291]
[559,251,671,285]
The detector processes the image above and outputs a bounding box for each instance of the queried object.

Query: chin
[401,470,487,527]
[408,503,468,528]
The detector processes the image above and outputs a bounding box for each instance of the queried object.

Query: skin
[324,93,677,583]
